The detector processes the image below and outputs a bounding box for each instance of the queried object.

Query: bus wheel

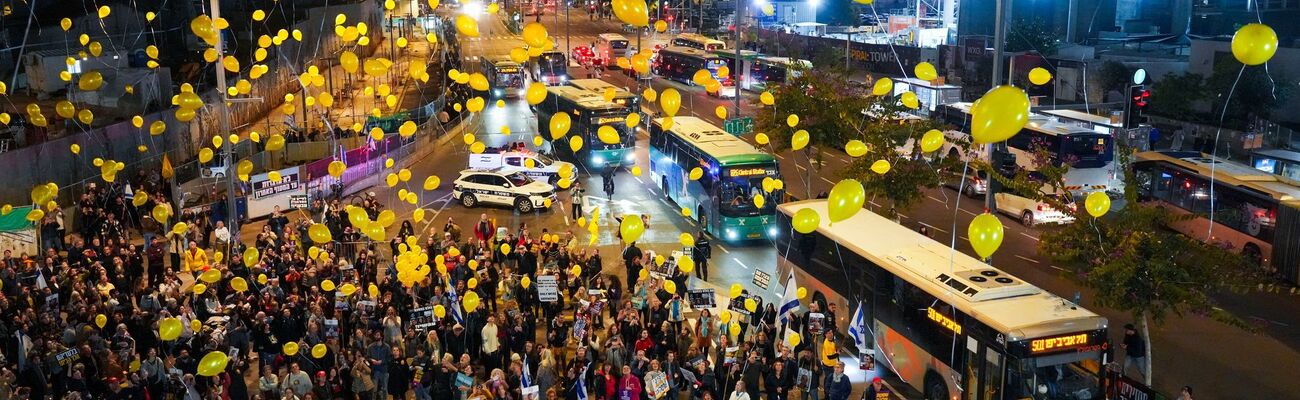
[963,184,977,198]
[924,372,948,400]
[1243,243,1263,266]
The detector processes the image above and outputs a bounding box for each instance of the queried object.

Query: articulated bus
[534,86,635,167]
[566,78,641,110]
[935,103,1119,199]
[746,56,811,91]
[775,200,1110,400]
[1133,151,1300,282]
[529,51,568,85]
[671,33,727,51]
[649,116,781,242]
[481,55,527,98]
[653,46,730,85]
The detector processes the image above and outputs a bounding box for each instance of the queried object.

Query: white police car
[452,168,558,213]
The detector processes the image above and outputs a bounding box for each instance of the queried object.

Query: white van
[467,150,574,183]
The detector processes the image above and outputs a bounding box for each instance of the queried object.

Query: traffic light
[1124,85,1150,129]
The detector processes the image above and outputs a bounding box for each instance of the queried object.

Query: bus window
[720,166,778,217]
[611,40,629,51]
[1006,351,1102,399]
[1062,135,1112,168]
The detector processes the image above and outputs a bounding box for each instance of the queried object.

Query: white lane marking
[898,214,909,219]
[820,177,834,185]
[634,176,644,184]
[1014,255,1040,264]
[1020,232,1040,241]
[717,245,730,254]
[928,195,944,203]
[795,164,806,171]
[658,197,672,208]
[960,209,977,216]
[774,154,784,160]
[919,222,947,233]
[1049,265,1066,271]
[559,202,571,226]
[734,257,749,269]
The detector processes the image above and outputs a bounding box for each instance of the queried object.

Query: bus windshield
[496,70,525,89]
[720,166,779,217]
[1005,352,1103,400]
[591,118,633,150]
[538,53,566,74]
[1061,134,1112,168]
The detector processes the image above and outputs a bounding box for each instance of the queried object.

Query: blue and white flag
[778,270,801,325]
[446,282,465,324]
[848,301,868,354]
[522,354,532,388]
[573,360,592,400]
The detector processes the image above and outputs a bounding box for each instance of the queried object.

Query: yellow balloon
[569,135,584,152]
[655,20,668,33]
[786,114,799,128]
[1231,23,1278,66]
[95,314,107,328]
[729,283,744,299]
[470,142,487,154]
[619,214,645,243]
[793,208,819,233]
[230,277,249,293]
[719,311,732,323]
[968,212,1004,259]
[796,286,808,299]
[76,110,93,126]
[469,73,490,91]
[192,283,207,294]
[321,279,336,291]
[462,291,481,312]
[243,247,260,267]
[423,176,441,190]
[660,88,681,116]
[689,167,703,181]
[791,130,809,150]
[199,268,221,284]
[870,159,892,175]
[680,232,695,247]
[631,165,642,176]
[714,106,728,120]
[55,101,75,118]
[827,179,865,223]
[914,62,938,81]
[159,318,182,341]
[283,342,300,356]
[845,140,868,157]
[328,160,347,177]
[1085,191,1111,218]
[151,203,170,223]
[920,129,945,153]
[755,133,770,145]
[787,332,801,347]
[760,91,775,106]
[523,22,548,47]
[526,82,548,105]
[598,125,621,144]
[744,298,757,312]
[642,87,658,102]
[612,0,649,27]
[872,77,893,96]
[901,91,920,109]
[1028,67,1052,86]
[971,86,1030,144]
[455,15,480,37]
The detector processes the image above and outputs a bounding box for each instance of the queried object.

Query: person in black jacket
[693,232,711,281]
[765,359,793,400]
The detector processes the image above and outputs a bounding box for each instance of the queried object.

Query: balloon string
[1207,65,1244,241]
[948,158,971,269]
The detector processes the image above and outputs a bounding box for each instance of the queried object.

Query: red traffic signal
[1133,89,1150,109]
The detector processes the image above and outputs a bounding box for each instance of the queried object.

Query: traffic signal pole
[987,0,1011,214]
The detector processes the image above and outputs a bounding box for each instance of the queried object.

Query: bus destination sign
[728,168,774,177]
[1030,333,1090,354]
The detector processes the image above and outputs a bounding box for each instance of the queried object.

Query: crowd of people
[3,165,863,400]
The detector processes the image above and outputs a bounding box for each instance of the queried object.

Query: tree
[1149,72,1207,122]
[1006,18,1059,55]
[1097,60,1132,95]
[989,147,1266,386]
[1207,57,1294,127]
[753,70,971,213]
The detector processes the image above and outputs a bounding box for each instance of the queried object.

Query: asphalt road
[366,8,1300,399]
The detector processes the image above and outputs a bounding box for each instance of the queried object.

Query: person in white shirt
[212,221,231,249]
[728,381,751,400]
[482,314,502,372]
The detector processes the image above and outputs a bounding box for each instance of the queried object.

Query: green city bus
[534,86,635,167]
[649,116,782,242]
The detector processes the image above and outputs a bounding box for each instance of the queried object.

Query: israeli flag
[573,360,592,400]
[522,354,532,388]
[778,270,801,325]
[447,282,465,324]
[848,301,868,354]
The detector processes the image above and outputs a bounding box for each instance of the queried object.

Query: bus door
[961,335,1005,400]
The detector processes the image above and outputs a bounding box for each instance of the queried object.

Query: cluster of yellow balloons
[25,103,47,127]
[174,84,204,122]
[691,69,725,94]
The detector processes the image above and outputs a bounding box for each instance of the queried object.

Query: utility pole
[733,0,743,116]
[986,0,1010,213]
[210,0,241,240]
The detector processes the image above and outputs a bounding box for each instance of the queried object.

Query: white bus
[671,33,727,51]
[595,33,630,67]
[935,103,1120,199]
[775,200,1110,400]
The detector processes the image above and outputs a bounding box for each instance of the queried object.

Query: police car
[467,150,575,184]
[452,168,558,213]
